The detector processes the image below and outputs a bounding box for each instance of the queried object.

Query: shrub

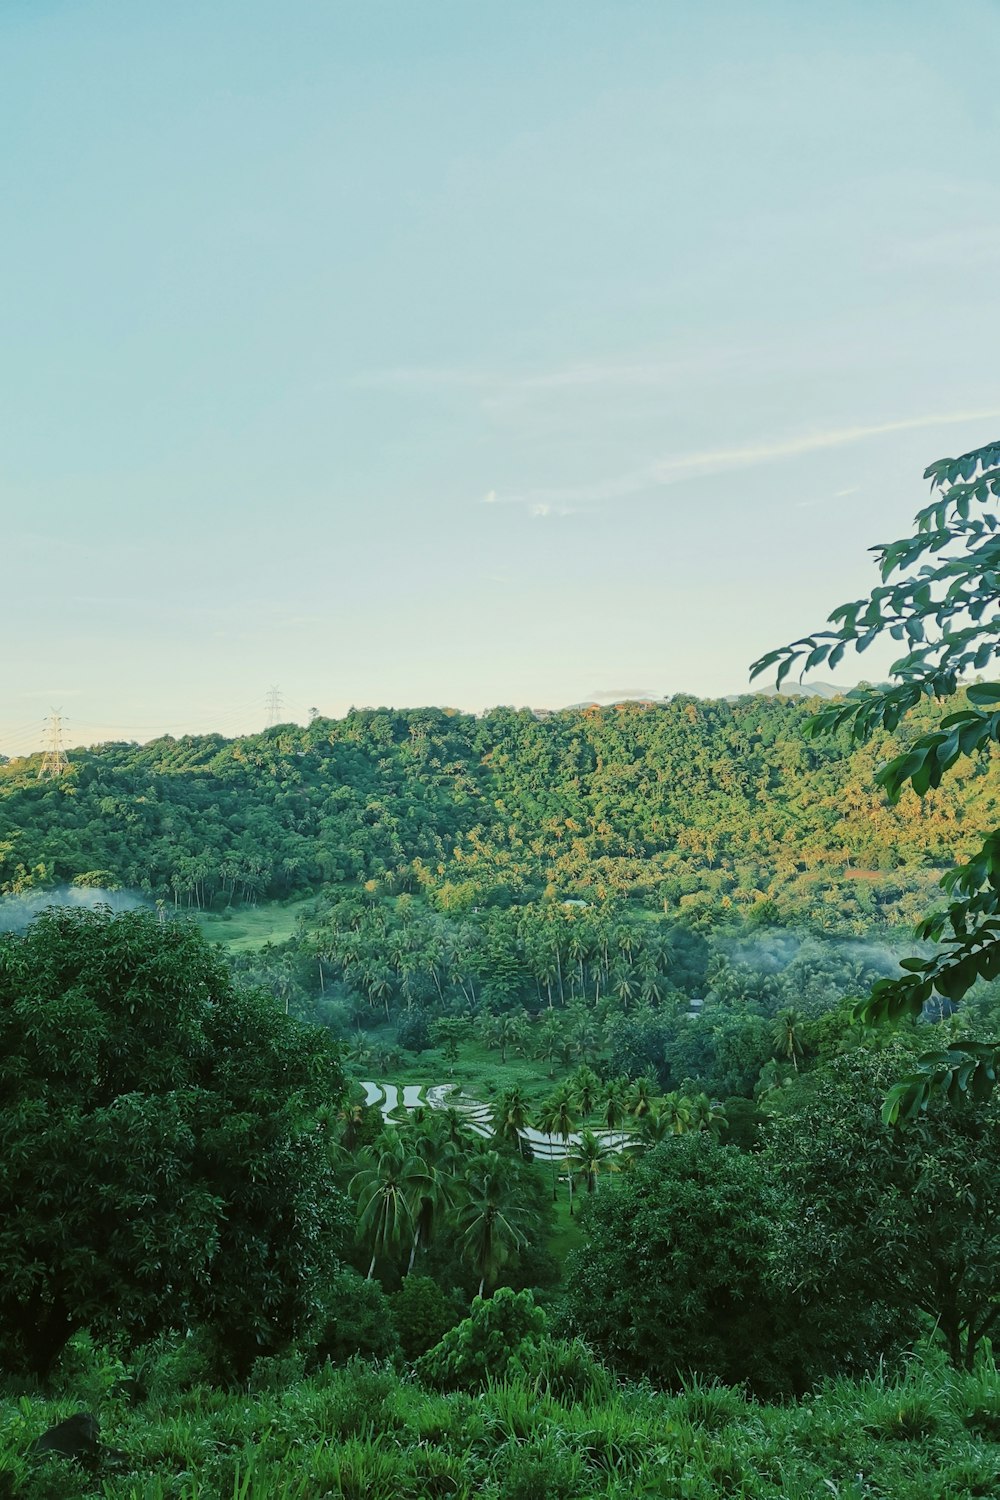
[391,1278,463,1361]
[417,1290,547,1393]
[312,1270,399,1367]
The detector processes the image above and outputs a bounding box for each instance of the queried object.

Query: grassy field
[195,896,316,952]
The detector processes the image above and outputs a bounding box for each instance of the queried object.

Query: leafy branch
[751,440,1000,1121]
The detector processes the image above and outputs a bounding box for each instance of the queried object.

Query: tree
[455,1150,531,1298]
[0,907,348,1379]
[538,1085,578,1213]
[390,1274,462,1360]
[771,1007,807,1073]
[568,1128,615,1194]
[492,1084,531,1151]
[569,1063,601,1118]
[751,436,1000,1118]
[767,1044,1000,1370]
[565,1136,794,1393]
[599,1077,629,1150]
[416,1286,547,1391]
[350,1129,417,1279]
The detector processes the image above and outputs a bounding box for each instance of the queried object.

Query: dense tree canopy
[0,907,348,1378]
[3,688,999,933]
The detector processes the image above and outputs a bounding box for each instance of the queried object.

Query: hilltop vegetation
[2,690,999,930]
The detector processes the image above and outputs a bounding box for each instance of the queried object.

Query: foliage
[564,1136,796,1394]
[4,1336,1000,1498]
[416,1288,547,1392]
[751,438,1000,1117]
[0,907,348,1379]
[311,1270,399,1366]
[4,691,995,938]
[767,1044,1000,1370]
[390,1276,463,1360]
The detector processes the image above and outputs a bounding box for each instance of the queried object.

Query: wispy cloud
[350,351,738,402]
[485,408,1000,512]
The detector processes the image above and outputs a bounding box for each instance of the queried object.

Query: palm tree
[349,1129,417,1278]
[567,928,590,999]
[660,1091,694,1136]
[687,1092,728,1139]
[613,964,637,1014]
[495,1012,529,1064]
[493,1085,531,1151]
[571,1011,601,1065]
[570,1064,601,1119]
[538,1085,578,1213]
[535,1013,563,1078]
[772,1007,806,1073]
[405,1125,457,1274]
[639,1104,673,1147]
[568,1128,615,1194]
[627,1076,656,1122]
[455,1150,531,1298]
[337,1096,369,1153]
[600,1077,629,1150]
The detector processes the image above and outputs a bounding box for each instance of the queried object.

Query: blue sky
[3,0,1000,749]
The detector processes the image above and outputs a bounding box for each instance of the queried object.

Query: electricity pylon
[265,685,283,728]
[38,710,69,779]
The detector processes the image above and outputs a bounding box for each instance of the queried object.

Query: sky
[3,0,1000,751]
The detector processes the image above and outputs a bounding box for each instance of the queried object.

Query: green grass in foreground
[3,1340,1000,1498]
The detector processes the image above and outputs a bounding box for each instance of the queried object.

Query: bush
[312,1271,399,1367]
[416,1290,547,1393]
[391,1277,463,1361]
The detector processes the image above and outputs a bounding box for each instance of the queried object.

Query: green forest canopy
[3,689,999,933]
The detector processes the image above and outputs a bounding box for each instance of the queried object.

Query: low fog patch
[720,929,905,979]
[0,885,152,934]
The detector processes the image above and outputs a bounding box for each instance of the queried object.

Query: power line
[37,710,69,779]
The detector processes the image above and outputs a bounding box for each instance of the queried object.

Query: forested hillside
[3,690,998,930]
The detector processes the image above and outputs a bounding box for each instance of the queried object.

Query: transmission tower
[265,685,284,728]
[38,709,69,779]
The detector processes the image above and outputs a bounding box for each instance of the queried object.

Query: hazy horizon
[4,1,1000,751]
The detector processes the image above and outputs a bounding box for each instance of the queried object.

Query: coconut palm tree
[492,1084,531,1151]
[570,1063,601,1119]
[455,1150,531,1298]
[772,1007,806,1073]
[600,1077,629,1151]
[659,1091,694,1136]
[538,1084,578,1214]
[627,1076,656,1122]
[535,1013,563,1078]
[405,1125,457,1274]
[568,1128,615,1194]
[613,964,637,1014]
[687,1092,728,1139]
[349,1129,417,1279]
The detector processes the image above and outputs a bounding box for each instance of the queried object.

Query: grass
[4,1341,1000,1499]
[194,896,315,952]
